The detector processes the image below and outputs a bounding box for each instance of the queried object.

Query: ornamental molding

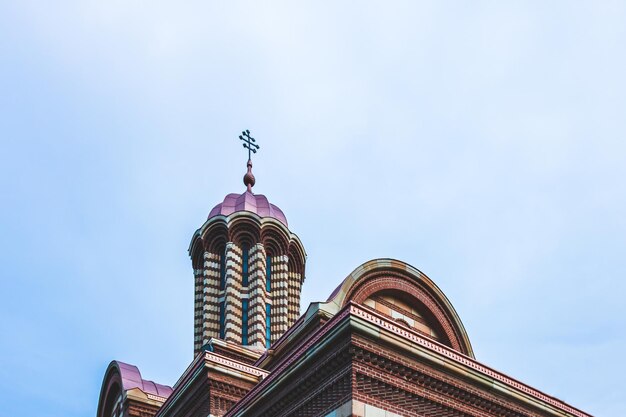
[145,393,168,403]
[204,352,268,378]
[225,303,590,417]
[225,307,353,416]
[353,345,532,417]
[349,304,591,417]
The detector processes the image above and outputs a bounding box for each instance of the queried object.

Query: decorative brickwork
[153,350,265,417]
[189,203,306,355]
[227,337,354,417]
[208,374,256,417]
[368,295,439,339]
[287,271,301,326]
[247,243,267,347]
[105,233,594,417]
[224,242,243,344]
[126,400,163,417]
[193,266,203,354]
[351,276,461,351]
[202,251,221,345]
[351,343,535,417]
[228,299,591,417]
[329,259,474,357]
[99,166,592,417]
[104,218,593,417]
[270,254,289,343]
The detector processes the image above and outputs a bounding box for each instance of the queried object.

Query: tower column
[224,242,243,344]
[189,133,306,353]
[287,271,302,326]
[271,254,289,344]
[247,243,267,347]
[202,251,221,345]
[193,265,203,354]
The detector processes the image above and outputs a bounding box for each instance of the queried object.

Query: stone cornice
[156,350,267,417]
[204,352,268,379]
[349,303,592,417]
[227,302,591,417]
[226,307,353,416]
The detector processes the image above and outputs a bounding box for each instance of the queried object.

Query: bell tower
[188,131,306,356]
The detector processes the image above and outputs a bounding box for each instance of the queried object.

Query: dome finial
[238,129,259,193]
[244,159,255,192]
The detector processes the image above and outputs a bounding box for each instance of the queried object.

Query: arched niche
[328,259,474,357]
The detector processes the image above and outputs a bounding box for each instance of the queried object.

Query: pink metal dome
[111,361,173,398]
[208,191,288,227]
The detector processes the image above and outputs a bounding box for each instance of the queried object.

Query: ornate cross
[239,129,259,160]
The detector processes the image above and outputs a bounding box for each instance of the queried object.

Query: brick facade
[99,254,591,417]
[98,185,591,417]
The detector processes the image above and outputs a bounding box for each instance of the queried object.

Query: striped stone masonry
[190,210,306,353]
[202,251,221,345]
[224,242,243,344]
[193,266,204,354]
[247,243,267,348]
[287,271,302,326]
[193,241,305,350]
[270,254,290,344]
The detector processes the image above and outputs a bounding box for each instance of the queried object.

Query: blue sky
[1,1,625,416]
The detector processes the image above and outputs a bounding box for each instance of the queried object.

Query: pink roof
[208,191,288,227]
[115,361,173,398]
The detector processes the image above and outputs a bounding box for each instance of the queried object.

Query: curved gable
[97,361,172,417]
[327,259,474,357]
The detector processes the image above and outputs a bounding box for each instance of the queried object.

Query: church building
[97,133,592,417]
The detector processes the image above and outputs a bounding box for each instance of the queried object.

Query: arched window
[219,301,225,339]
[219,249,226,290]
[241,299,249,345]
[242,244,249,286]
[266,256,271,292]
[265,303,271,348]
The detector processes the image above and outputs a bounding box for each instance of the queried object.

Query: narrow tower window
[265,303,271,348]
[266,256,271,292]
[219,301,225,339]
[242,299,249,345]
[220,250,226,291]
[242,244,249,286]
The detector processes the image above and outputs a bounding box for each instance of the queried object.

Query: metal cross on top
[239,129,259,160]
